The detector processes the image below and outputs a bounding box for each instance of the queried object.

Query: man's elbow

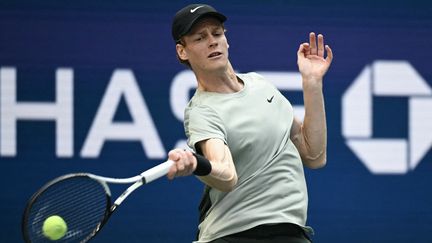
[218,175,238,192]
[203,173,238,192]
[304,153,327,169]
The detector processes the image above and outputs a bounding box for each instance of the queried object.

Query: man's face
[177,17,229,72]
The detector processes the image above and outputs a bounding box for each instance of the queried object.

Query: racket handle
[141,160,174,184]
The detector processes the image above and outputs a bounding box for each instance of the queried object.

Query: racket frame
[22,160,174,243]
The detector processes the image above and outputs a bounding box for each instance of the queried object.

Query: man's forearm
[300,79,327,167]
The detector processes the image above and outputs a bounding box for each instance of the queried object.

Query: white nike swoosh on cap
[190,6,204,13]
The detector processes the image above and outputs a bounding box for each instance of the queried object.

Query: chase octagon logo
[342,60,432,174]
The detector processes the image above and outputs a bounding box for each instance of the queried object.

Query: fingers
[325,44,333,64]
[302,32,333,59]
[297,43,310,58]
[317,34,324,57]
[167,149,196,180]
[309,32,317,55]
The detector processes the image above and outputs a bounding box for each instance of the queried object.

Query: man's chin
[207,59,228,71]
[191,59,228,73]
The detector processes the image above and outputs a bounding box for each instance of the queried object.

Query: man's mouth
[208,52,222,58]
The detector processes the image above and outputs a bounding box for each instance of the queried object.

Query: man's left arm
[290,32,333,169]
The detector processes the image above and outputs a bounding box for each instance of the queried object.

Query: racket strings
[24,176,109,243]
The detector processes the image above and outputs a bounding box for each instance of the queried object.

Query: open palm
[297,32,333,84]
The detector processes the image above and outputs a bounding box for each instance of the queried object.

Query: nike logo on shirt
[190,6,204,13]
[267,95,274,103]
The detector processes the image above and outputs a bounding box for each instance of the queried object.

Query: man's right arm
[196,138,238,192]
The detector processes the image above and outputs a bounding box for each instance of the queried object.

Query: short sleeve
[184,105,226,152]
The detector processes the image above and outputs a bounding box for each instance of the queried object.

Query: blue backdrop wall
[1,1,431,242]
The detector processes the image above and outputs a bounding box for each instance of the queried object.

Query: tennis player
[167,4,333,243]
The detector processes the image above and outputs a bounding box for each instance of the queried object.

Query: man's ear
[176,44,188,61]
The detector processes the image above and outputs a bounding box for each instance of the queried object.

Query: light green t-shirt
[184,72,312,242]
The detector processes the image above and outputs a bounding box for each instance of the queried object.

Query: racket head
[22,174,112,243]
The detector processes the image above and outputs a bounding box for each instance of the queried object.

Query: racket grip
[141,160,174,184]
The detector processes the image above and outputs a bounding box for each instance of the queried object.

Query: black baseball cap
[172,4,227,42]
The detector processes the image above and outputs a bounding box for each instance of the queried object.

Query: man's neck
[195,62,243,93]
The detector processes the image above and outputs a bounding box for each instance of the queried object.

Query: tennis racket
[22,160,174,243]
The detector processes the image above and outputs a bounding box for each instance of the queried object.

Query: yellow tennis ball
[42,215,68,241]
